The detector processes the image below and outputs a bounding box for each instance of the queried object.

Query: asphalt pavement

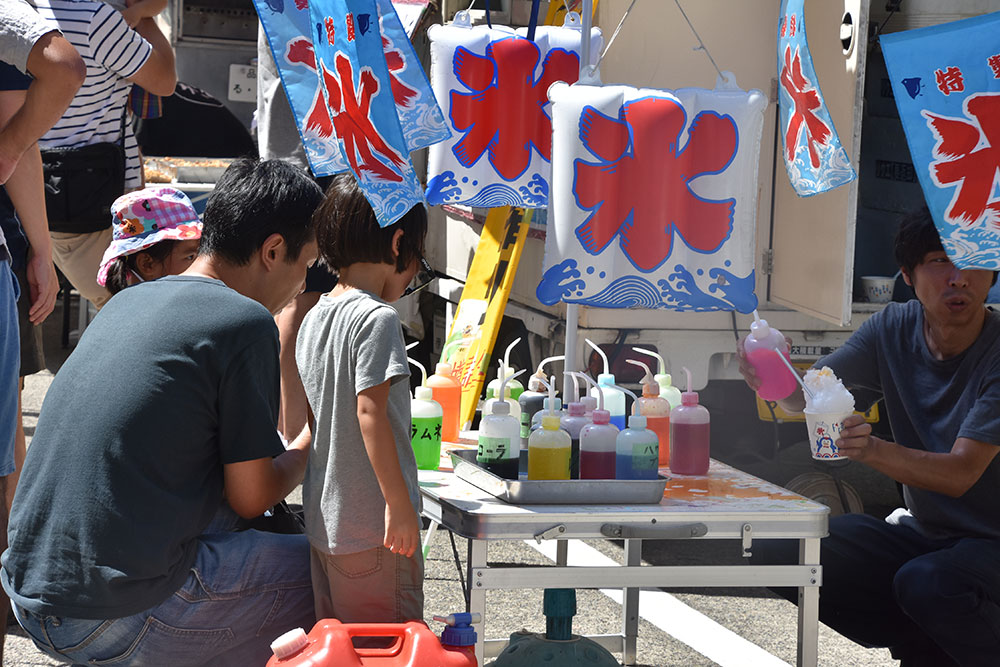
[8,295,900,666]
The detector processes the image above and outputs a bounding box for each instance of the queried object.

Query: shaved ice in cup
[802,367,854,460]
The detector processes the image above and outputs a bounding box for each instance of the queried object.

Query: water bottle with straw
[478,369,525,480]
[527,377,572,480]
[573,372,619,479]
[669,368,710,475]
[609,383,659,480]
[632,347,683,409]
[585,339,627,430]
[407,358,444,471]
[743,310,798,401]
[626,359,672,466]
[485,338,524,400]
[519,355,564,448]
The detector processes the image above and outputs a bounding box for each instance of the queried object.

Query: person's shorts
[13,264,44,377]
[1,258,20,476]
[304,263,337,294]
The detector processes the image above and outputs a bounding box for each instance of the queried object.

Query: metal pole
[564,0,592,375]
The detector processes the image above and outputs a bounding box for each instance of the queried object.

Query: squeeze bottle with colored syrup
[669,367,711,475]
[481,360,521,422]
[427,362,462,443]
[572,371,619,479]
[407,358,443,471]
[743,310,798,401]
[611,384,659,481]
[559,372,590,477]
[485,338,524,400]
[633,347,683,410]
[626,359,672,466]
[477,369,524,480]
[518,355,563,449]
[528,378,572,480]
[586,338,627,430]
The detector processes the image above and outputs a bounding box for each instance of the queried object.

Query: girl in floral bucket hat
[98,187,203,295]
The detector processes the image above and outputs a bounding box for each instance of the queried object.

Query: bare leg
[275,291,322,441]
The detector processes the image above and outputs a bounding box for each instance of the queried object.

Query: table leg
[797,537,821,667]
[622,538,641,665]
[467,538,488,666]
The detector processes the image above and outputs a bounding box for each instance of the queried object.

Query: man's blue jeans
[753,512,1000,666]
[13,530,314,666]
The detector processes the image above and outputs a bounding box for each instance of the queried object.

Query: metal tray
[450,449,668,505]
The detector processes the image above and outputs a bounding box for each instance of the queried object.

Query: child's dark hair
[314,173,427,271]
[894,206,944,276]
[104,242,177,295]
[200,157,323,266]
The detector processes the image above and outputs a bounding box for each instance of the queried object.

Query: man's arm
[0,31,84,183]
[126,18,176,97]
[358,380,419,558]
[222,423,311,518]
[837,417,999,497]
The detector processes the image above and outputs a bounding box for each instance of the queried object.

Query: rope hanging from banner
[673,0,724,79]
[588,0,637,76]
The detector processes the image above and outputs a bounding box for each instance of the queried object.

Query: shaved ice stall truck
[420,0,998,509]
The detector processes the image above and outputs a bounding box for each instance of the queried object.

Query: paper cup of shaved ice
[802,367,854,461]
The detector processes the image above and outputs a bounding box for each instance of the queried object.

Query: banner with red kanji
[882,12,1000,269]
[777,0,856,196]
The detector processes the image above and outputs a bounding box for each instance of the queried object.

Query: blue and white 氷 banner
[425,12,602,209]
[537,75,767,313]
[777,0,856,196]
[882,12,1000,270]
[256,0,449,225]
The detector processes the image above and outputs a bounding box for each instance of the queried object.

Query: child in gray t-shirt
[296,174,429,624]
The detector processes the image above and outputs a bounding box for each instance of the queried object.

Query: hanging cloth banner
[881,12,1000,270]
[777,0,856,196]
[537,74,767,313]
[425,11,602,209]
[256,0,449,223]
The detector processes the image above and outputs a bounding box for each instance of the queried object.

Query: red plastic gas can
[266,619,477,667]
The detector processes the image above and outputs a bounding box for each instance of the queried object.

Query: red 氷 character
[924,93,1000,228]
[449,37,579,180]
[780,45,832,169]
[935,66,965,95]
[988,54,1000,79]
[317,53,406,182]
[287,36,418,137]
[573,96,738,272]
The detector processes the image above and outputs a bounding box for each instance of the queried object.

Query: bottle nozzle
[571,371,603,411]
[585,338,609,376]
[681,366,699,405]
[407,357,428,394]
[497,368,525,407]
[632,346,666,375]
[536,376,557,417]
[502,337,521,376]
[625,359,657,396]
[608,382,639,416]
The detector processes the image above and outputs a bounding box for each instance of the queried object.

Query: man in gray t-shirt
[740,208,1000,665]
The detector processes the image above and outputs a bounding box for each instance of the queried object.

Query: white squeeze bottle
[633,347,683,410]
[572,372,619,479]
[407,358,444,471]
[743,310,798,402]
[586,338,627,430]
[477,369,525,480]
[528,378,572,480]
[669,367,711,475]
[626,359,672,466]
[485,338,524,400]
[481,360,521,422]
[518,355,564,449]
[611,384,659,481]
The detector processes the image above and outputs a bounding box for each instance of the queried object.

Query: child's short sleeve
[355,305,409,395]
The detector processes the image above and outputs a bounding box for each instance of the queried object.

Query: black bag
[42,141,126,234]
